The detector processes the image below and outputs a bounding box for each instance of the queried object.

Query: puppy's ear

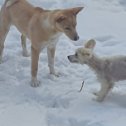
[55,15,66,23]
[84,39,96,49]
[71,7,84,16]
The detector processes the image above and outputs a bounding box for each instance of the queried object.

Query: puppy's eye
[65,27,71,31]
[75,53,78,57]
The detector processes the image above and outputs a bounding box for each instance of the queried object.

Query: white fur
[43,18,51,29]
[68,39,126,102]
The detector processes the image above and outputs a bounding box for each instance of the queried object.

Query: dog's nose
[74,36,79,41]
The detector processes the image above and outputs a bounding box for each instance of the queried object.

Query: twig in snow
[79,81,85,92]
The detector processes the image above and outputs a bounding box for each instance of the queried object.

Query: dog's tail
[5,0,18,7]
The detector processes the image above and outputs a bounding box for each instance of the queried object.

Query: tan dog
[0,0,83,87]
[68,39,126,102]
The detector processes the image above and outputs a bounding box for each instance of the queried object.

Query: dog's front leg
[47,44,59,77]
[31,46,41,87]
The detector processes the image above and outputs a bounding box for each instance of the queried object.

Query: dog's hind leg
[21,34,29,57]
[0,7,10,63]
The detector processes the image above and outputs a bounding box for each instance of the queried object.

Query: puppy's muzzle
[67,55,79,63]
[67,55,73,62]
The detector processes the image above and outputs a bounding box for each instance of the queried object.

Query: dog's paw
[31,77,41,87]
[48,74,57,80]
[22,50,30,57]
[54,72,60,77]
[31,80,40,87]
[48,71,62,81]
[50,71,61,77]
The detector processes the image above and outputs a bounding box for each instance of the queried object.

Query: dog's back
[3,0,36,36]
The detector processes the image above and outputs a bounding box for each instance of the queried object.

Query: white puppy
[68,39,126,102]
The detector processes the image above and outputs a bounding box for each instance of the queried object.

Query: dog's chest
[41,32,62,48]
[50,32,62,42]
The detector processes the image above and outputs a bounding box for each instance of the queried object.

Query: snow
[0,0,126,126]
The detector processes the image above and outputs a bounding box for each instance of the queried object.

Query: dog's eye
[65,27,71,31]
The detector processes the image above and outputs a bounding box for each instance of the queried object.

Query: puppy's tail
[5,0,18,7]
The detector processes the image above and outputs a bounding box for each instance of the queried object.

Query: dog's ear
[71,7,84,16]
[84,39,96,50]
[55,15,66,23]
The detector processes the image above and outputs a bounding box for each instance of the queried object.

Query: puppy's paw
[31,77,41,87]
[93,92,99,96]
[92,94,104,102]
[95,96,104,102]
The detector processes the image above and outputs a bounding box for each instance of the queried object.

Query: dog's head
[68,39,96,64]
[55,7,84,41]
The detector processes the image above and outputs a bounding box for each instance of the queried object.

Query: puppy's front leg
[47,44,59,77]
[96,81,113,102]
[31,46,41,87]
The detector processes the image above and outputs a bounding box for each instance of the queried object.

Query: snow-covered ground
[0,0,126,126]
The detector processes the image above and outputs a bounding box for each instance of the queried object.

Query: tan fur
[0,0,83,87]
[68,39,126,102]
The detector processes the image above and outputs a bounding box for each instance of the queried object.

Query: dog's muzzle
[74,35,79,41]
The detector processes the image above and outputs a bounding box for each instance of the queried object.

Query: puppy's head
[68,39,96,64]
[55,7,84,41]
